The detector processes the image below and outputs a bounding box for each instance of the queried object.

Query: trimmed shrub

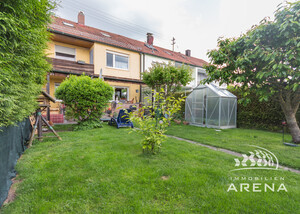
[55,75,114,130]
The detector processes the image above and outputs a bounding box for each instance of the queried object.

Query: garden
[1,124,300,213]
[1,1,299,213]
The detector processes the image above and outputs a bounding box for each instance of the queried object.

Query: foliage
[229,87,300,131]
[204,1,300,143]
[173,91,191,120]
[142,62,193,98]
[0,0,56,127]
[55,75,114,130]
[129,89,185,154]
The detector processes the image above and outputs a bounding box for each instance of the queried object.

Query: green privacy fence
[0,118,32,206]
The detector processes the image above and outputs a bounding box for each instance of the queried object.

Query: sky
[54,0,291,62]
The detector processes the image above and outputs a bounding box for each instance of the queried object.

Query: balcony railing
[50,58,94,76]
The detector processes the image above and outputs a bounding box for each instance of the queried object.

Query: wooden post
[28,113,39,147]
[37,109,43,141]
[41,116,62,140]
[46,74,50,121]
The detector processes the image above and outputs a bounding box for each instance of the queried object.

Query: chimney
[185,49,191,57]
[78,11,85,25]
[147,33,154,46]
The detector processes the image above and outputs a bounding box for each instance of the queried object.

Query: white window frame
[106,51,129,71]
[197,68,207,85]
[89,48,94,64]
[55,45,76,61]
[112,86,129,101]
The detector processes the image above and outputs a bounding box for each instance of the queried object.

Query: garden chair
[109,109,134,129]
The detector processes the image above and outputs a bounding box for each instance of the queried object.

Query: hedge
[0,0,55,127]
[229,88,300,131]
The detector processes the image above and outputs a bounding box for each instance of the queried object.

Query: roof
[193,84,236,98]
[49,16,208,67]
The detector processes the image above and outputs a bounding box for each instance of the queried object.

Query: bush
[0,0,56,127]
[173,91,191,120]
[229,87,300,131]
[55,75,114,130]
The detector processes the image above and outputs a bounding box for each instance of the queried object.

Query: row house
[45,12,207,121]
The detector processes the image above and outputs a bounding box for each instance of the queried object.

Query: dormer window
[101,32,111,37]
[144,43,157,52]
[55,45,76,61]
[62,22,74,27]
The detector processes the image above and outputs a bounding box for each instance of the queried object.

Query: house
[141,33,208,90]
[45,12,208,122]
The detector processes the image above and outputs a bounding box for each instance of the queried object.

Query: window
[197,68,207,85]
[114,87,129,101]
[106,51,129,70]
[54,83,62,100]
[55,45,75,61]
[175,62,182,67]
[90,48,94,64]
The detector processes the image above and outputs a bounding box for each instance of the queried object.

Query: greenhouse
[185,84,237,129]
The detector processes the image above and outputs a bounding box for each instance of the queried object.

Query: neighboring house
[45,11,208,121]
[141,33,208,90]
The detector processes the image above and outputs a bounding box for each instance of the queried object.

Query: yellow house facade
[45,15,143,118]
[45,12,207,122]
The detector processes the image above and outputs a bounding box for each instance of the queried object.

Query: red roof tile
[49,16,208,67]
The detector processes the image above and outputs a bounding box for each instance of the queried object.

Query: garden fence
[0,118,31,206]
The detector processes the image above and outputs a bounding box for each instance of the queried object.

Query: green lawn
[166,123,300,169]
[1,124,300,213]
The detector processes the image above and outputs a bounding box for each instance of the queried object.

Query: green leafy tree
[129,89,185,154]
[0,0,56,127]
[204,1,300,143]
[55,75,114,130]
[143,62,193,99]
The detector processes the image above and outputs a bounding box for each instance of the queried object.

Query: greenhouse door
[191,89,205,125]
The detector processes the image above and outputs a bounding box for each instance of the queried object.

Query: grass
[166,123,300,169]
[1,124,300,213]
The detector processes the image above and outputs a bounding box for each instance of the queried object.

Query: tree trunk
[284,110,300,143]
[279,92,300,144]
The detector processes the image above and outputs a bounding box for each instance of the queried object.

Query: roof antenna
[171,37,176,52]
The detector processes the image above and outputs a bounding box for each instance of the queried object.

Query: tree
[204,1,300,143]
[143,62,193,99]
[129,89,185,154]
[0,0,56,127]
[55,75,114,130]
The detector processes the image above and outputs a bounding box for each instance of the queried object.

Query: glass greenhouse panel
[185,84,237,128]
[185,96,193,123]
[206,97,219,127]
[220,98,229,127]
